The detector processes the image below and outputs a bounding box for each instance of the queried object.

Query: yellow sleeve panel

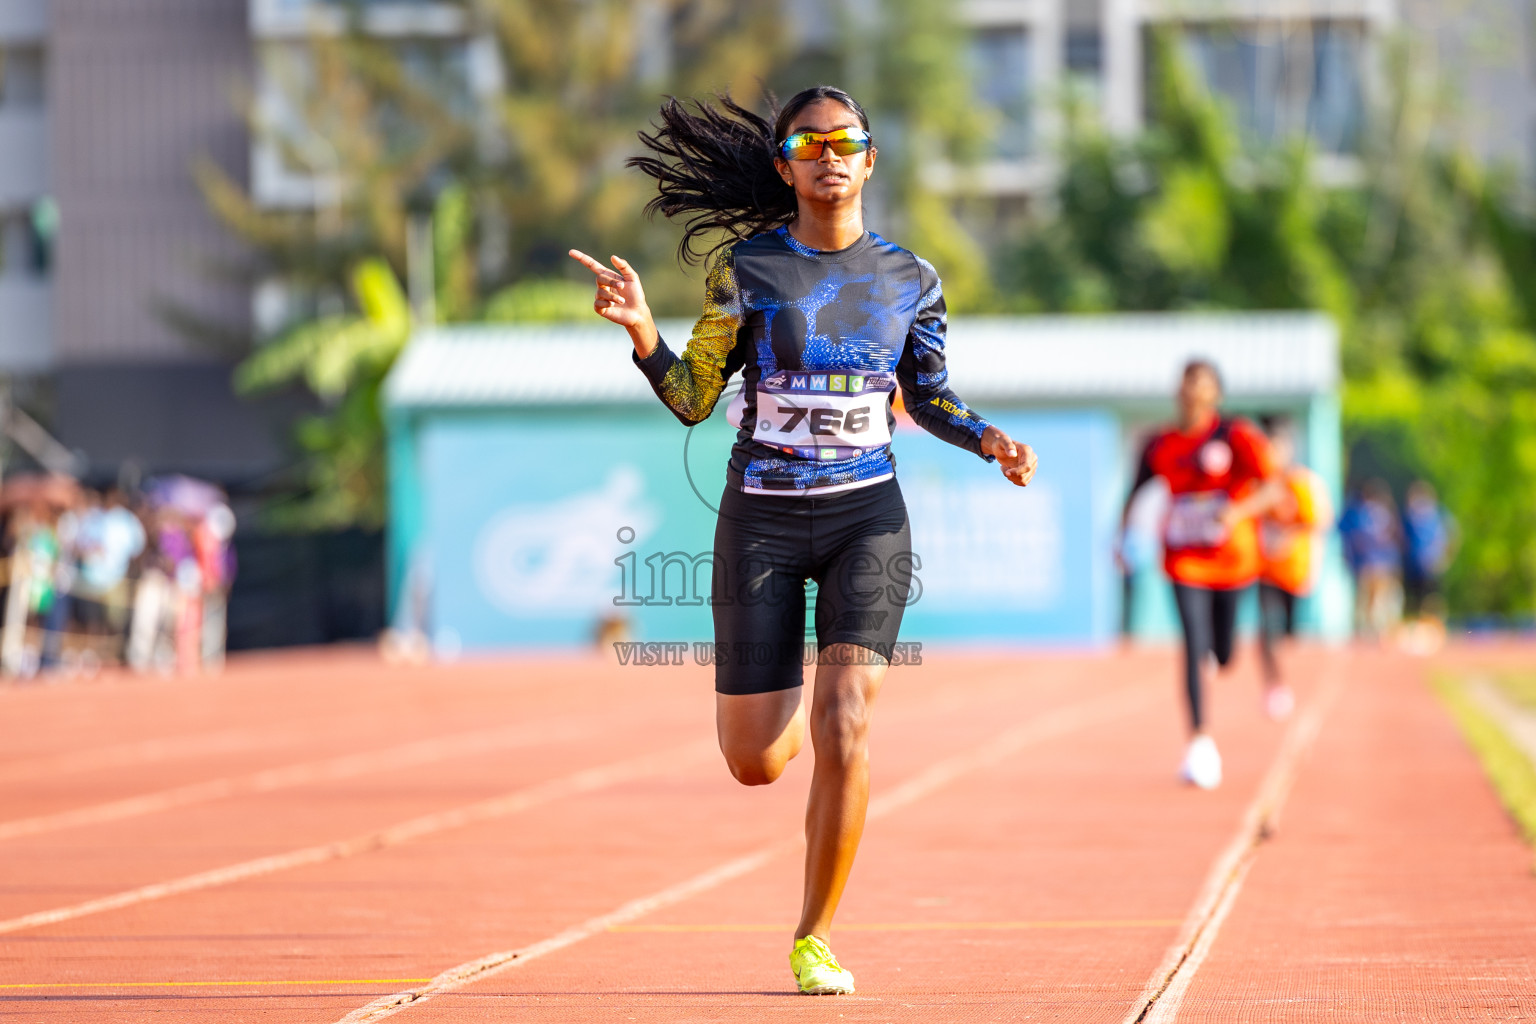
[653,249,744,425]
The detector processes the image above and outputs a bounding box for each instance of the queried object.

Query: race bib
[1165,491,1230,550]
[1261,520,1299,561]
[731,369,895,461]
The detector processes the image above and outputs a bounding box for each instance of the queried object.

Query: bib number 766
[776,405,871,435]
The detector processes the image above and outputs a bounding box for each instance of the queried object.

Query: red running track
[0,643,1531,1022]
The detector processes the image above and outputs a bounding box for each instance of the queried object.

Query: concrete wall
[0,110,47,209]
[0,0,48,43]
[53,363,309,484]
[48,0,251,365]
[0,278,52,373]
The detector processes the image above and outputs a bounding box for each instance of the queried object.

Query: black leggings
[1171,582,1246,731]
[1258,582,1297,683]
[712,478,912,695]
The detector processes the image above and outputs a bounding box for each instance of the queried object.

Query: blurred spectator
[124,478,236,675]
[0,473,236,681]
[1339,479,1402,640]
[194,500,236,670]
[9,504,58,676]
[74,487,146,657]
[125,508,176,674]
[1402,479,1457,622]
[162,509,198,674]
[0,476,80,677]
[39,494,81,671]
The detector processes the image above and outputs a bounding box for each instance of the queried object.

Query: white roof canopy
[385,311,1337,410]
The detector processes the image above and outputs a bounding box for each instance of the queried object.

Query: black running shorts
[711,477,913,695]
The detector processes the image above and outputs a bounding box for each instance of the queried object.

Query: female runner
[1120,360,1282,789]
[570,86,1037,994]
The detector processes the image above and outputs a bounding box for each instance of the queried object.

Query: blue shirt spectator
[1339,482,1401,574]
[1402,481,1453,583]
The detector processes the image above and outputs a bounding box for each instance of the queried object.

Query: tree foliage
[1000,35,1351,321]
[234,257,408,530]
[1000,33,1536,616]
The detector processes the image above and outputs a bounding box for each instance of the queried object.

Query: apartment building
[0,1,52,380]
[0,0,294,486]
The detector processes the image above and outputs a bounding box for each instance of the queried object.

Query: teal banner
[413,404,1120,651]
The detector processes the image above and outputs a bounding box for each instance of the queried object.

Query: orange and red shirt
[1260,466,1328,595]
[1133,417,1277,590]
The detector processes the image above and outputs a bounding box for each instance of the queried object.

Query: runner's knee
[715,688,804,786]
[721,743,791,786]
[809,689,874,766]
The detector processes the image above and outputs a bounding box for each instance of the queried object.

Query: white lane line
[0,728,303,785]
[0,721,590,842]
[0,740,715,937]
[1124,658,1348,1024]
[335,842,797,1024]
[867,684,1161,817]
[335,682,1163,1024]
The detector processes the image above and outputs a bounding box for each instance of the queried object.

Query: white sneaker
[1180,735,1222,790]
[1263,685,1296,722]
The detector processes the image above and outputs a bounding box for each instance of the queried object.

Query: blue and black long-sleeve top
[634,226,992,495]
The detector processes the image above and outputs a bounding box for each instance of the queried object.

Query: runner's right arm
[1123,438,1158,527]
[1117,438,1159,570]
[632,250,746,426]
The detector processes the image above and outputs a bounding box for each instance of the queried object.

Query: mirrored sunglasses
[779,127,873,161]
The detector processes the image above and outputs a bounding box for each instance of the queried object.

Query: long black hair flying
[627,85,872,266]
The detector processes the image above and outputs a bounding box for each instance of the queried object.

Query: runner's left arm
[1221,420,1287,524]
[896,256,993,460]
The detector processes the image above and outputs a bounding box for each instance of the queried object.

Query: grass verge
[1433,675,1536,854]
[1497,673,1536,711]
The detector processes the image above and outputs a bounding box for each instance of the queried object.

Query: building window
[1155,20,1366,155]
[259,38,472,180]
[252,0,471,41]
[0,47,45,109]
[970,25,1032,161]
[1066,28,1102,77]
[0,201,52,280]
[272,0,457,10]
[391,39,474,120]
[253,278,340,339]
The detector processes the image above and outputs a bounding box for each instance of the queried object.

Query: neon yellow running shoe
[789,935,856,995]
